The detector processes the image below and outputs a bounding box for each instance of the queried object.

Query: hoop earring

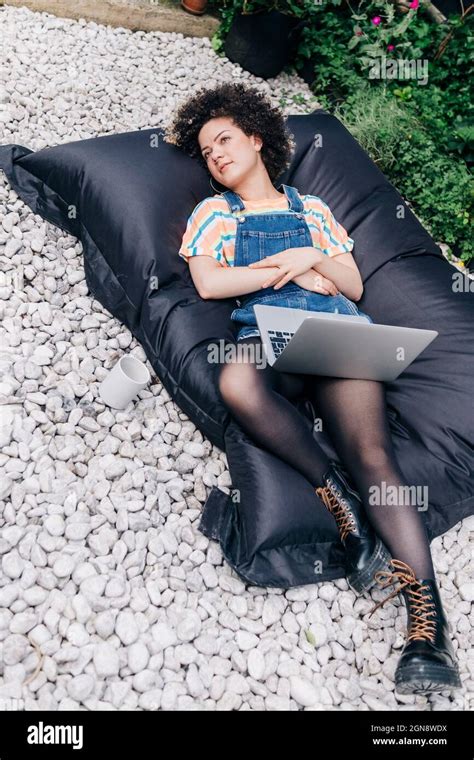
[209,176,226,195]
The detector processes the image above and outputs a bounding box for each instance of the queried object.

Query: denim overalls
[222,184,373,342]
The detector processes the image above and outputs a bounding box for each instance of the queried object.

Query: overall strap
[282,184,304,213]
[221,189,245,213]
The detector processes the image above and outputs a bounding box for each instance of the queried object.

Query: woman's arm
[188,250,362,301]
[188,256,282,300]
[311,251,363,301]
[292,269,339,296]
[250,248,364,302]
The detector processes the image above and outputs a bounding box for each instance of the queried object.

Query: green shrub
[209,1,473,263]
[334,85,473,262]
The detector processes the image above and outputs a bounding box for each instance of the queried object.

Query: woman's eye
[204,135,230,160]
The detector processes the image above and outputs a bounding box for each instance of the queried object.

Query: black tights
[218,337,434,580]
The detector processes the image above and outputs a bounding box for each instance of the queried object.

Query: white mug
[99,355,151,409]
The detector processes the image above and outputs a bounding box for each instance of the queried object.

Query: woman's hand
[292,270,339,295]
[248,247,324,289]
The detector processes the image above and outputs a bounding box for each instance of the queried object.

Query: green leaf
[305,630,316,646]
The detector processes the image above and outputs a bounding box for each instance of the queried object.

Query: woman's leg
[304,375,435,580]
[218,337,330,486]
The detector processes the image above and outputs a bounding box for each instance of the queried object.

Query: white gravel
[0,5,472,712]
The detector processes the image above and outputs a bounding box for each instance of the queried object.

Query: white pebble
[151,622,177,650]
[53,555,76,578]
[2,550,24,579]
[290,675,319,707]
[44,515,65,536]
[115,611,139,645]
[236,631,259,651]
[459,583,474,603]
[128,642,150,673]
[247,649,265,680]
[93,643,120,677]
[67,674,95,702]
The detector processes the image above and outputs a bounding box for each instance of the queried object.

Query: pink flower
[409,0,419,8]
[371,16,382,25]
[387,44,395,51]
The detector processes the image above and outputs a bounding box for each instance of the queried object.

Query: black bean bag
[1,109,473,589]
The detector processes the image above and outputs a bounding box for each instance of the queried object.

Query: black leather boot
[370,559,462,695]
[315,461,391,594]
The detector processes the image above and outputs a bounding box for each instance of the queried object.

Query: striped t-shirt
[179,193,354,267]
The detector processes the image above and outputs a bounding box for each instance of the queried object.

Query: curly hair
[163,82,296,183]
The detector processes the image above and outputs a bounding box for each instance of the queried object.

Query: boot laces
[315,481,356,542]
[369,559,437,643]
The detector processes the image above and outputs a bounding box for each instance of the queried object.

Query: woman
[164,82,461,696]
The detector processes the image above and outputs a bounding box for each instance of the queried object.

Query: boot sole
[395,664,462,695]
[347,538,391,594]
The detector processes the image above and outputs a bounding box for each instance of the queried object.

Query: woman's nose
[210,150,224,165]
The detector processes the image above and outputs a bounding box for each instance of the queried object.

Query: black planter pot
[432,0,463,15]
[224,10,307,79]
[298,52,318,87]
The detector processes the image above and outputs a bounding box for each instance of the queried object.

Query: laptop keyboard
[268,330,295,358]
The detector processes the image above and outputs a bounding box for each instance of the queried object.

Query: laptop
[254,304,438,382]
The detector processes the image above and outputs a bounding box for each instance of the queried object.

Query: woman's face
[198,117,262,190]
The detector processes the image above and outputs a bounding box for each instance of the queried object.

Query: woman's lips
[220,162,232,172]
